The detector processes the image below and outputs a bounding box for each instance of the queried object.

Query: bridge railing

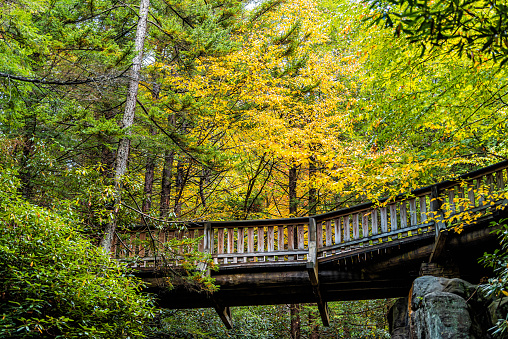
[112,160,508,267]
[208,217,310,265]
[313,161,508,259]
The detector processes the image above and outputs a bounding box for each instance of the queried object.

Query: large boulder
[388,276,503,339]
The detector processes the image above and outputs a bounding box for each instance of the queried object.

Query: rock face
[388,276,508,339]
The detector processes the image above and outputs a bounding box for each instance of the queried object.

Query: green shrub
[0,169,155,338]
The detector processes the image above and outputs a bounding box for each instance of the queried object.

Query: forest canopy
[1,0,507,337]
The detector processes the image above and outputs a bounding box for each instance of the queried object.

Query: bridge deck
[113,160,508,328]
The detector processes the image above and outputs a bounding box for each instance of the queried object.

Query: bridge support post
[431,186,446,237]
[198,222,212,273]
[306,218,330,326]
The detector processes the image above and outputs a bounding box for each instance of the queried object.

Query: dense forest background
[1,0,507,337]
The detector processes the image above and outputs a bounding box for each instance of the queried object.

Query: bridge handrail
[113,160,508,267]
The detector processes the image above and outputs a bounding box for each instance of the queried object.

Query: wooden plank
[267,226,275,252]
[325,220,332,246]
[409,199,417,226]
[400,202,407,229]
[237,228,244,253]
[247,227,254,254]
[477,178,485,206]
[278,225,284,251]
[429,230,448,263]
[317,222,323,248]
[139,232,145,257]
[371,210,378,236]
[227,228,234,253]
[362,212,369,238]
[197,229,204,252]
[457,186,465,212]
[158,230,165,253]
[380,207,388,233]
[419,196,428,223]
[344,217,350,242]
[468,182,475,207]
[334,218,341,244]
[486,173,494,193]
[217,250,308,258]
[298,224,305,250]
[352,214,359,240]
[319,222,432,252]
[218,228,224,254]
[447,189,456,215]
[389,203,398,232]
[287,226,294,250]
[497,170,505,190]
[257,227,265,252]
[213,303,233,330]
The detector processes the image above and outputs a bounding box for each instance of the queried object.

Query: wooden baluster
[247,227,254,262]
[390,203,398,230]
[344,216,350,242]
[316,222,323,248]
[228,228,235,264]
[477,177,485,207]
[380,206,388,240]
[325,220,332,247]
[496,170,505,190]
[352,214,359,240]
[400,202,407,238]
[187,229,194,254]
[139,231,146,267]
[298,224,305,250]
[227,228,234,253]
[457,186,465,212]
[198,222,213,270]
[218,228,224,259]
[130,234,136,263]
[371,209,379,236]
[486,173,494,194]
[277,225,284,252]
[431,186,446,236]
[287,225,294,250]
[467,182,475,208]
[447,189,456,216]
[419,196,428,224]
[334,218,342,245]
[362,212,369,239]
[257,227,265,261]
[237,228,244,263]
[409,199,417,227]
[267,226,274,261]
[159,230,166,256]
[197,229,204,252]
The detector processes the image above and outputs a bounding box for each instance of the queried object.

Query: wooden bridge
[113,160,508,328]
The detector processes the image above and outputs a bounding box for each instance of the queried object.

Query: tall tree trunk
[141,151,156,214]
[159,114,176,218]
[141,82,160,217]
[309,156,317,215]
[289,165,301,339]
[100,0,150,252]
[173,159,185,218]
[309,310,320,339]
[160,150,174,218]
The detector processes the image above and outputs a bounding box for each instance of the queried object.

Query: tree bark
[289,165,301,339]
[309,155,317,215]
[100,0,150,252]
[309,310,320,339]
[173,159,185,218]
[160,150,174,218]
[141,152,156,214]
